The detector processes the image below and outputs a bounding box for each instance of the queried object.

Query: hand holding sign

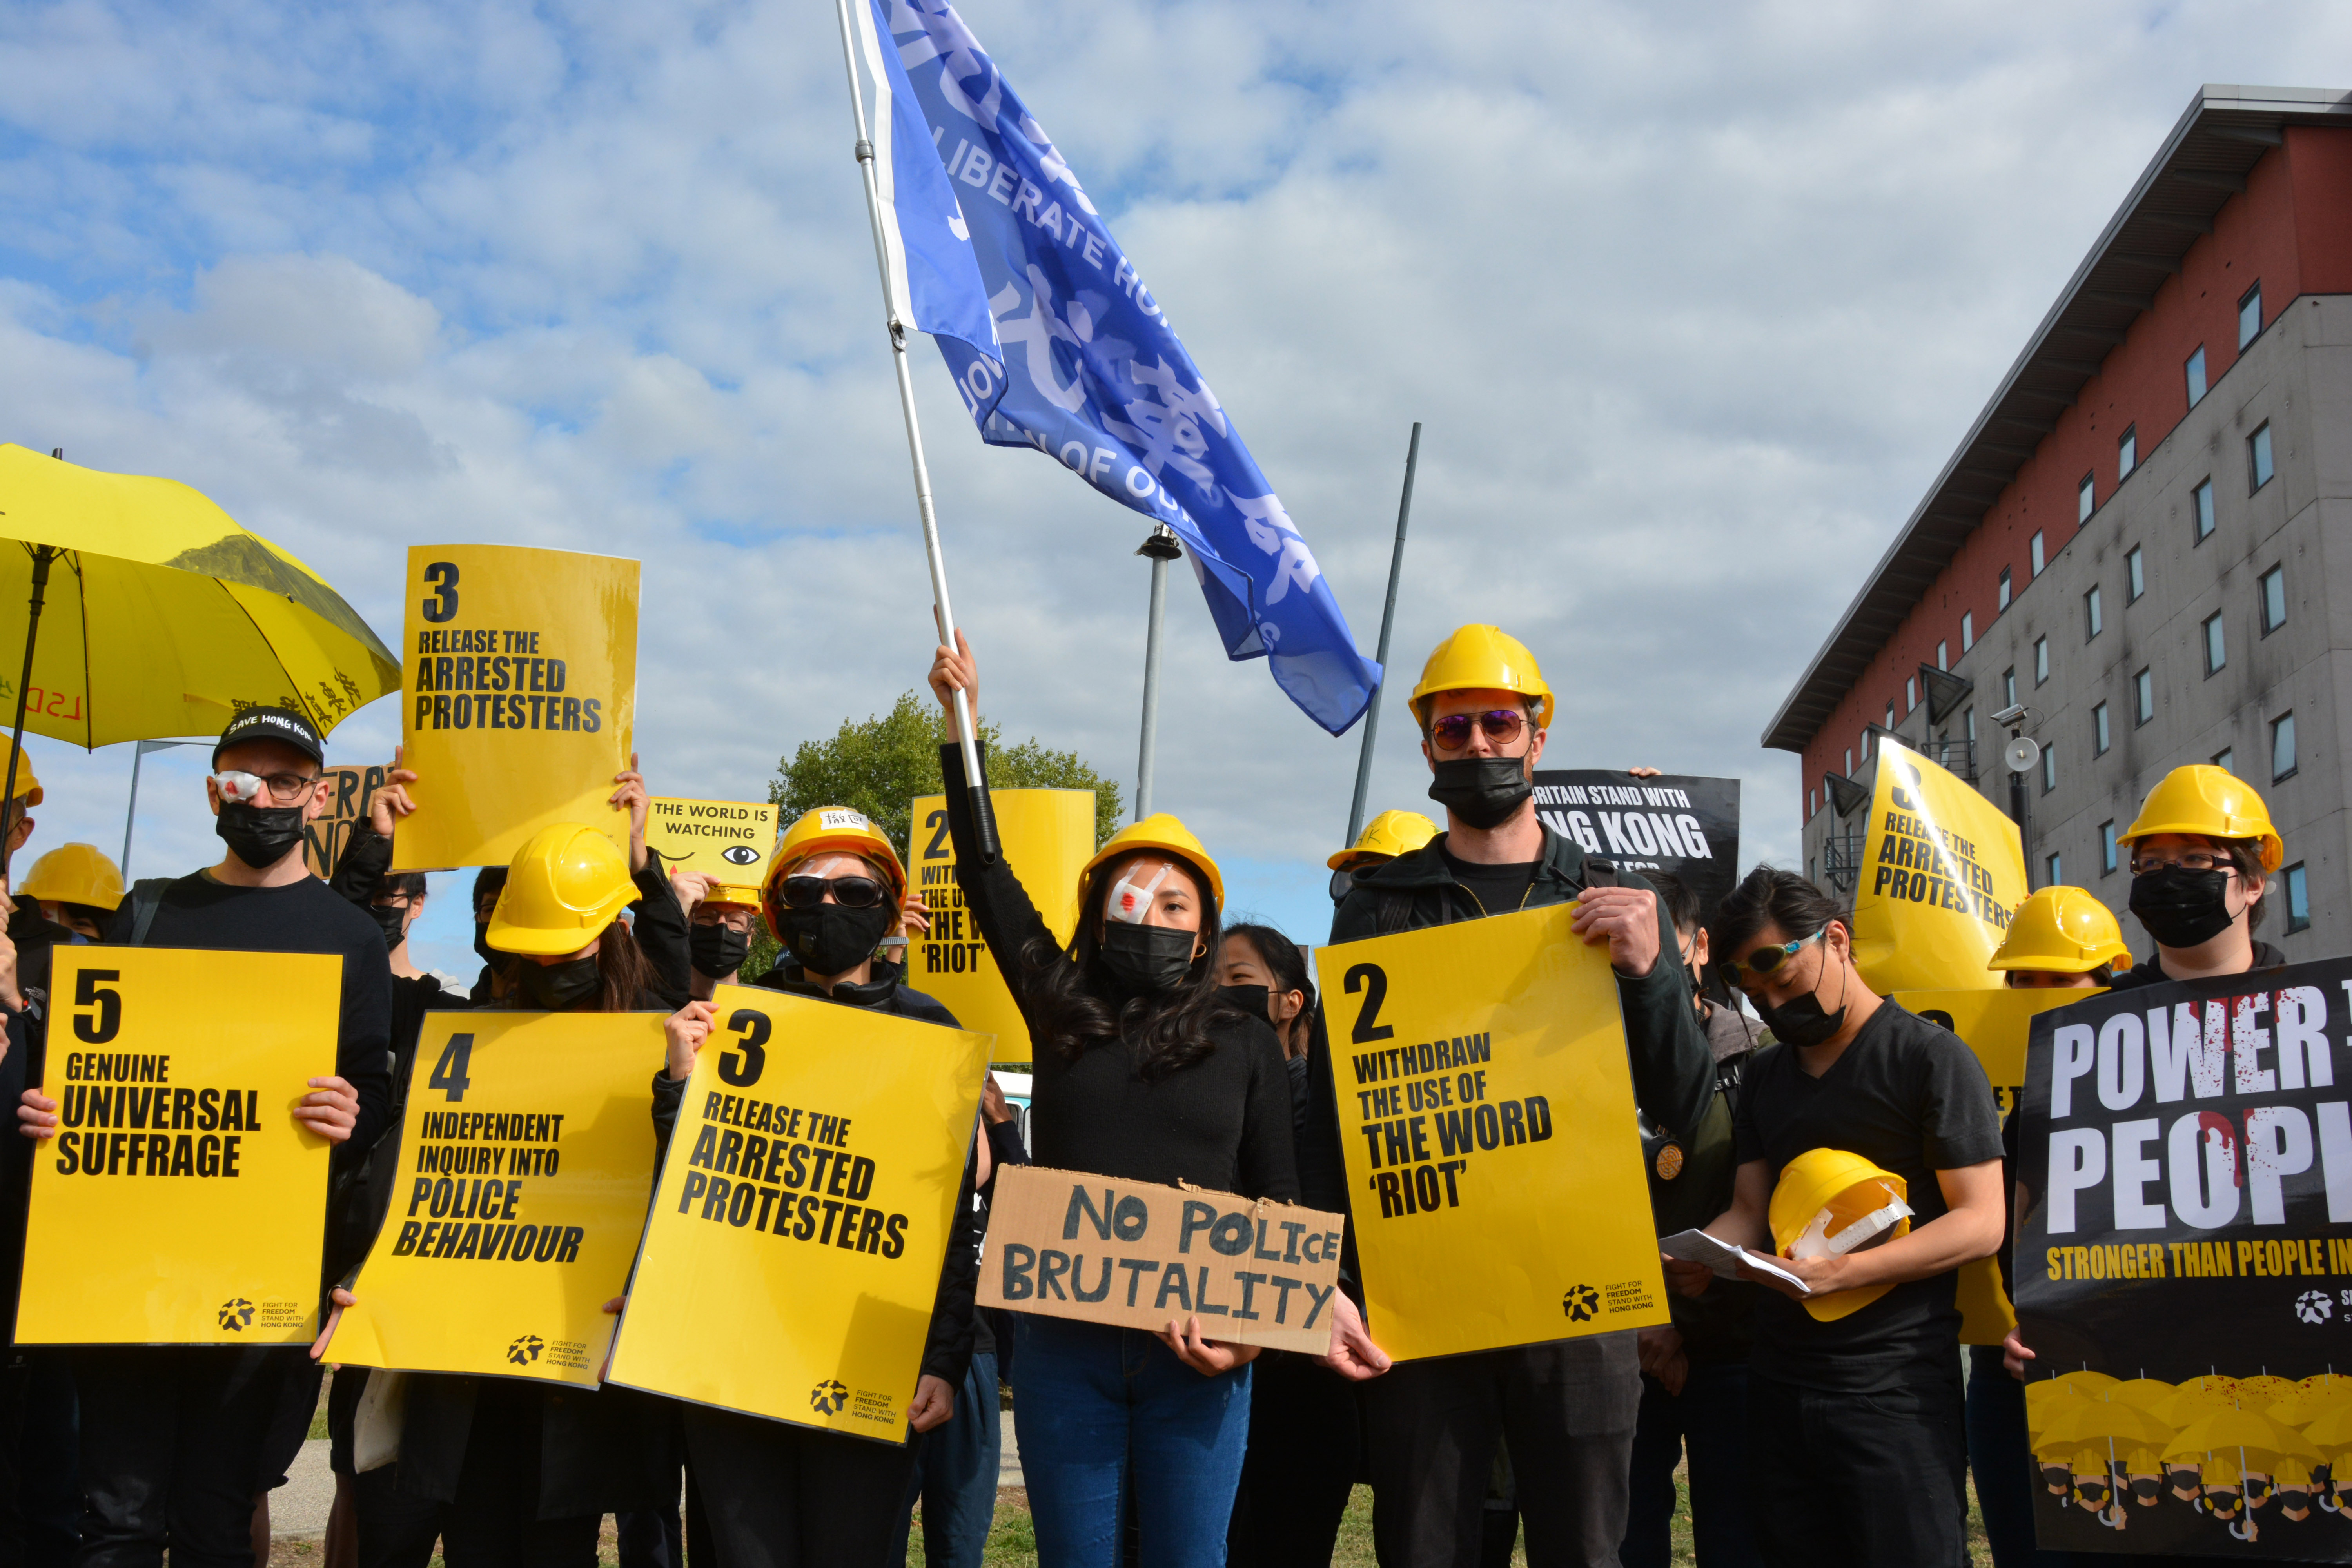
[367,748,419,838]
[294,1076,360,1143]
[610,753,650,872]
[1569,884,1662,978]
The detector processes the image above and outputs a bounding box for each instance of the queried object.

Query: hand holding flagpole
[831,0,998,863]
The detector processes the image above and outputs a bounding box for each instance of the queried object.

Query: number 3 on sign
[430,1034,474,1101]
[719,1010,769,1088]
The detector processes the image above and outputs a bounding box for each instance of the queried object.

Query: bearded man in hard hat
[1661,866,2004,1568]
[1301,624,1715,1567]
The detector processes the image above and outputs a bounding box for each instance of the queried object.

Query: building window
[1807,856,1816,885]
[1905,677,1917,713]
[2249,423,2274,492]
[2046,852,2062,887]
[2034,636,2049,686]
[1808,787,1817,817]
[2193,478,2216,541]
[2118,426,2137,481]
[2041,741,2056,794]
[2100,820,2119,876]
[2093,701,2111,755]
[1885,701,1896,730]
[2272,712,2296,781]
[1965,708,1976,743]
[2186,345,2207,407]
[2125,545,2145,601]
[2239,281,2262,349]
[2003,667,2017,707]
[2085,585,2103,640]
[2260,566,2286,635]
[1999,568,2013,611]
[2284,863,2310,934]
[1844,747,1853,775]
[2033,530,2049,575]
[1961,612,1975,652]
[2213,746,2234,774]
[2076,478,2093,526]
[2203,612,2226,675]
[2133,668,2154,726]
[1936,639,1949,671]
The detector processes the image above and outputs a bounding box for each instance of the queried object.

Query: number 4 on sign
[430,1034,474,1102]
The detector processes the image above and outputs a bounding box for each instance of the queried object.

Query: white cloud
[1,0,2345,945]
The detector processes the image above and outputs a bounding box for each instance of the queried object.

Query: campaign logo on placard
[219,1298,255,1331]
[1562,1284,1599,1322]
[508,1334,545,1366]
[809,1379,850,1416]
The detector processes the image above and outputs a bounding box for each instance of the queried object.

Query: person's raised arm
[927,633,1058,1014]
[1579,871,1713,1140]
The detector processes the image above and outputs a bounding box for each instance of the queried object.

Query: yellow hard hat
[1990,886,2131,974]
[1408,625,1553,730]
[1080,813,1224,916]
[16,842,123,911]
[769,808,906,897]
[1329,810,1439,871]
[2118,764,2283,872]
[487,823,636,956]
[1768,1149,1912,1323]
[0,744,40,807]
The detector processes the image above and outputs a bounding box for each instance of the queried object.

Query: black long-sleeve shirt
[941,745,1298,1203]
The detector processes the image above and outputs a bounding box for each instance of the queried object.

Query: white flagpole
[833,0,998,861]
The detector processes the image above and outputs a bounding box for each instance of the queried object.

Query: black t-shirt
[1438,847,1538,920]
[1732,998,2002,1392]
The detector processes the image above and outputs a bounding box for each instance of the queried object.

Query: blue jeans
[1623,1361,1760,1568]
[1965,1352,2071,1568]
[889,1350,1003,1568]
[1011,1316,1252,1568]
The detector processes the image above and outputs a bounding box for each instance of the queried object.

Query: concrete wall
[1803,294,2352,962]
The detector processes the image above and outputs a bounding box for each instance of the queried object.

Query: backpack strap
[126,878,170,948]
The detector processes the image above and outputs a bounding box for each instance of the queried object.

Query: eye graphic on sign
[721,845,761,866]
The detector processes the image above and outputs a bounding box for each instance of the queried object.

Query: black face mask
[1751,955,1849,1050]
[2129,866,2236,950]
[1099,922,1198,993]
[215,801,306,869]
[369,903,409,952]
[474,920,503,970]
[780,903,895,978]
[1427,757,1533,831]
[514,955,602,1011]
[1222,983,1272,1023]
[690,924,750,978]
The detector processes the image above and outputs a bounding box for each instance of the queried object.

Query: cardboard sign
[645,797,778,907]
[323,1013,664,1386]
[17,946,343,1345]
[1533,771,1741,923]
[907,790,1096,1064]
[1318,903,1670,1361]
[303,764,392,881]
[392,545,639,871]
[1894,987,2095,1346]
[977,1166,1344,1352]
[2015,959,2352,1557]
[1849,738,2027,993]
[608,984,989,1439]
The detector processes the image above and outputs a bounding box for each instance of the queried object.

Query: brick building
[1765,85,2352,956]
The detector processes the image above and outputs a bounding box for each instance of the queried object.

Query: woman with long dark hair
[927,633,1297,1568]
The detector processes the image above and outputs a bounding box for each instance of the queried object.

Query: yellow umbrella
[2109,1378,2179,1413]
[2271,1382,2352,1427]
[2040,1397,2175,1450]
[2159,1377,2240,1426]
[2237,1374,2298,1407]
[2301,1404,2352,1450]
[0,445,397,841]
[2054,1370,2122,1394]
[2164,1407,2321,1466]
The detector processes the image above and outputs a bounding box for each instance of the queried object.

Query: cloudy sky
[1,0,2344,973]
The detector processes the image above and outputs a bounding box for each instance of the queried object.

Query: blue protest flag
[868,0,1381,735]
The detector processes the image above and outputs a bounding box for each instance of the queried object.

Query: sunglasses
[777,875,891,911]
[1427,709,1527,752]
[1328,867,1357,904]
[1721,927,1827,984]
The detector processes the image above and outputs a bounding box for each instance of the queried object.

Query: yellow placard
[1317,904,1670,1361]
[907,790,1095,1065]
[392,545,639,871]
[644,797,777,906]
[1849,738,2027,993]
[18,947,343,1345]
[1892,986,2092,1345]
[607,984,989,1438]
[323,1013,664,1385]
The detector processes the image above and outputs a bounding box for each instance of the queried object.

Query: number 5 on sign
[1316,904,1668,1362]
[17,946,344,1346]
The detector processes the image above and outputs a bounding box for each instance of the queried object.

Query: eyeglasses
[777,875,890,910]
[1427,710,1527,752]
[213,769,321,805]
[1328,867,1357,904]
[2129,852,2234,876]
[1721,927,1826,985]
[692,907,756,933]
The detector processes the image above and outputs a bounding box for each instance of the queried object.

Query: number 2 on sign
[1347,962,1394,1044]
[430,1034,475,1102]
